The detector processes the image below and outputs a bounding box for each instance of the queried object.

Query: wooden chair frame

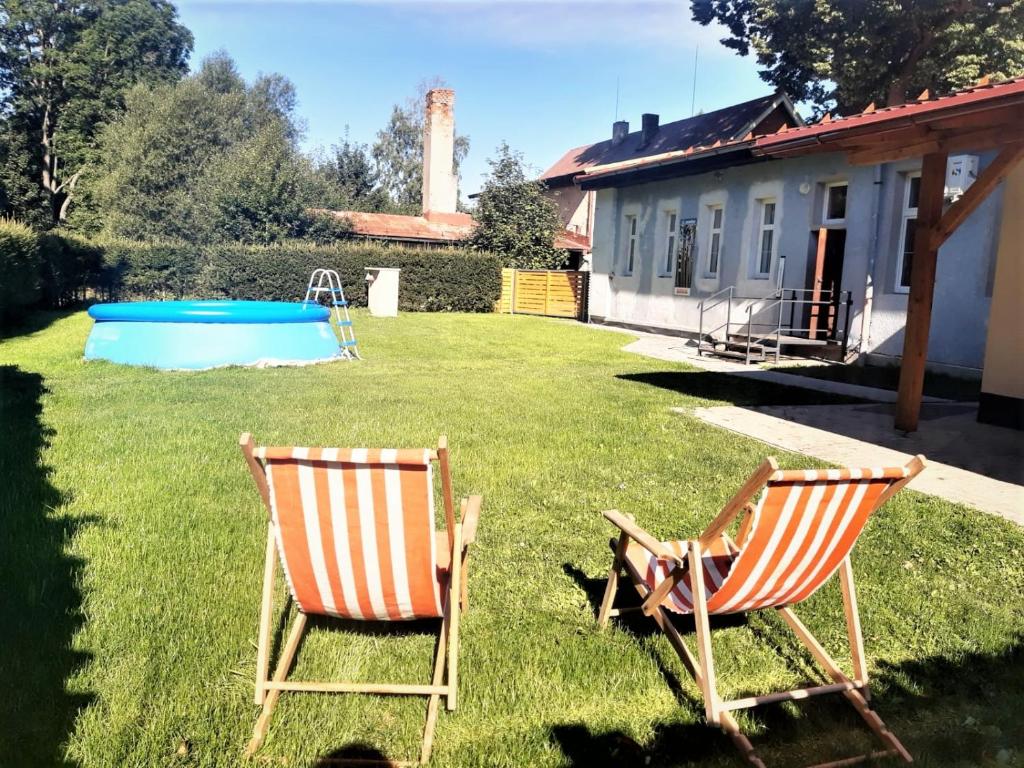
[240,433,482,765]
[598,456,926,768]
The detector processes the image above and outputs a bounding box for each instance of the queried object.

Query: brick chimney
[422,88,458,216]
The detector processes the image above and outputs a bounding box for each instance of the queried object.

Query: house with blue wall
[545,89,1008,377]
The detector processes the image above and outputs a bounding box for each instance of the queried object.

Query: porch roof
[753,77,1024,165]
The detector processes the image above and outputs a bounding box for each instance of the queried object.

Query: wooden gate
[497,269,588,319]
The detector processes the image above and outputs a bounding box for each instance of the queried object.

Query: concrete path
[688,403,1023,525]
[580,323,1021,524]
[619,331,948,404]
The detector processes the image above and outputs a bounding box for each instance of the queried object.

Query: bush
[201,242,501,312]
[0,219,41,323]
[37,232,104,308]
[97,239,202,300]
[28,235,502,313]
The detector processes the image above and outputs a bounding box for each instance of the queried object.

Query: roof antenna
[691,46,699,116]
[615,76,620,121]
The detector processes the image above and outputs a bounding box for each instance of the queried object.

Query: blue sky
[175,1,772,197]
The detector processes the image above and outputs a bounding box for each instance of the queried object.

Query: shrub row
[1,233,502,323]
[0,219,41,322]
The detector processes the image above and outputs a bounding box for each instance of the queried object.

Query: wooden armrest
[698,457,777,546]
[602,509,683,566]
[460,495,482,547]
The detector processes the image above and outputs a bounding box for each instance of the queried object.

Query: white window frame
[822,181,848,226]
[894,172,921,294]
[705,204,724,277]
[622,214,639,275]
[752,198,777,279]
[660,209,678,277]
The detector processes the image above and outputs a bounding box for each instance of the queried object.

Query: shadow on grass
[314,743,395,766]
[0,309,80,343]
[0,365,94,766]
[561,563,1024,766]
[617,371,863,408]
[551,642,1024,767]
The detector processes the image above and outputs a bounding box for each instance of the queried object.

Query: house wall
[588,151,1003,370]
[978,161,1024,428]
[864,152,1001,370]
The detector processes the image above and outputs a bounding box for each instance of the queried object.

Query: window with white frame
[661,210,678,275]
[623,214,639,275]
[753,198,777,277]
[895,173,921,292]
[823,182,847,225]
[706,205,723,276]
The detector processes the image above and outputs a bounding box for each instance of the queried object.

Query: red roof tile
[755,77,1024,154]
[322,209,591,252]
[327,210,475,243]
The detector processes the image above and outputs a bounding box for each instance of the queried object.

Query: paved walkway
[689,403,1023,525]
[593,324,1022,525]
[618,331,948,404]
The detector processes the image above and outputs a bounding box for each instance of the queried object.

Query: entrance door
[808,228,846,340]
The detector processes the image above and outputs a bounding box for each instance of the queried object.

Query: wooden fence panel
[497,269,587,320]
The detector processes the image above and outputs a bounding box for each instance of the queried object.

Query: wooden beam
[895,152,947,431]
[932,142,1024,248]
[843,115,1024,165]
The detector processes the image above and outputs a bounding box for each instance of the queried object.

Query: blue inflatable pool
[85,300,344,370]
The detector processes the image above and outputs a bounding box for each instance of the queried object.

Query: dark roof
[542,92,802,185]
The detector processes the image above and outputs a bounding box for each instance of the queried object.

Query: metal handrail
[742,289,853,363]
[701,284,854,364]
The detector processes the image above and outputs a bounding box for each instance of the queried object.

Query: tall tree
[470,143,565,270]
[318,132,390,212]
[0,0,192,226]
[371,79,469,213]
[93,53,343,244]
[691,0,1024,115]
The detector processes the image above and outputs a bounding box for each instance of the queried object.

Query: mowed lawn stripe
[1,310,1021,768]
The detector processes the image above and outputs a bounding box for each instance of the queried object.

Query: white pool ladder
[304,268,360,359]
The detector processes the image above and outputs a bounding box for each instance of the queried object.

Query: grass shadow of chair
[315,743,400,767]
[0,365,96,767]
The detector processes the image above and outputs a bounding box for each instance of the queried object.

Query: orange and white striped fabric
[634,466,910,616]
[624,537,735,613]
[256,447,445,621]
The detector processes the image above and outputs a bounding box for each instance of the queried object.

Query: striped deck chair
[597,455,926,768]
[240,433,482,765]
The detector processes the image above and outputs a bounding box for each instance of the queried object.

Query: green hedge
[0,219,41,323]
[47,238,501,312]
[202,243,501,312]
[37,232,104,308]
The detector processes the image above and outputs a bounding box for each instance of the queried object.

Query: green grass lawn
[2,310,1022,768]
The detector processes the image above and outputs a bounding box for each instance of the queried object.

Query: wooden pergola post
[895,152,947,431]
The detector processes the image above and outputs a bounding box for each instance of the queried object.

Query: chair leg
[839,557,869,699]
[598,532,629,628]
[688,540,722,725]
[641,585,764,768]
[419,608,451,764]
[446,523,463,712]
[254,525,277,705]
[778,605,913,763]
[245,611,308,758]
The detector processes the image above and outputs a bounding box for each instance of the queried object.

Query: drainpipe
[858,164,884,360]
